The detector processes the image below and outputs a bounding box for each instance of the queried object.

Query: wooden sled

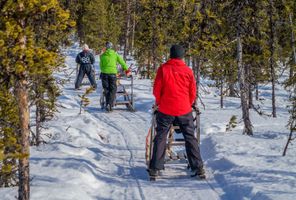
[145,106,201,167]
[100,75,135,112]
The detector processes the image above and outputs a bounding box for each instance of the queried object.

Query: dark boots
[105,104,113,112]
[191,168,206,179]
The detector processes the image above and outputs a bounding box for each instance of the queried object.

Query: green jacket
[100,49,128,74]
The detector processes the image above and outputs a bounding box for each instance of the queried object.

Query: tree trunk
[186,42,192,66]
[130,0,136,56]
[15,79,30,200]
[283,86,296,156]
[290,59,294,79]
[192,57,196,78]
[245,64,253,108]
[147,56,151,79]
[16,3,30,199]
[229,82,236,97]
[123,0,131,60]
[193,57,201,144]
[193,57,201,99]
[237,35,253,135]
[220,79,224,108]
[185,57,190,66]
[36,102,41,146]
[151,0,157,72]
[248,83,253,109]
[255,82,259,100]
[282,128,294,156]
[269,0,277,118]
[289,13,296,78]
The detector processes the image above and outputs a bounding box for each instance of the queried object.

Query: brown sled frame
[100,75,135,112]
[146,107,201,167]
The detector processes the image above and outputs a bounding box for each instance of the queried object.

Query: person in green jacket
[100,41,131,112]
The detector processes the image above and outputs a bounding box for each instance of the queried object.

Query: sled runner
[145,106,202,181]
[100,74,135,112]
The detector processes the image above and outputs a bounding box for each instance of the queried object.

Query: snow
[200,77,296,200]
[1,44,295,200]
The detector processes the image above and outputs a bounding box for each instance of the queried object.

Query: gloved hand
[191,104,197,110]
[192,104,201,115]
[100,47,106,54]
[152,104,158,114]
[125,69,132,77]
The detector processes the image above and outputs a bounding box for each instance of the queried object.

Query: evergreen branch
[29,129,37,145]
[278,64,289,78]
[0,119,18,130]
[212,39,238,60]
[56,103,67,109]
[29,129,47,146]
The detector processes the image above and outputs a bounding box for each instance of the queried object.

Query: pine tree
[220,0,254,135]
[82,0,107,49]
[282,0,296,156]
[123,0,132,59]
[70,0,122,51]
[0,1,73,199]
[105,2,122,47]
[135,0,171,78]
[0,86,20,187]
[243,1,269,107]
[283,61,296,156]
[274,0,296,79]
[268,0,277,117]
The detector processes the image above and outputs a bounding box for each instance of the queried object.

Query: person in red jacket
[149,45,205,178]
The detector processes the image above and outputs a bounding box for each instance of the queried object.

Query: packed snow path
[2,46,295,200]
[20,49,221,200]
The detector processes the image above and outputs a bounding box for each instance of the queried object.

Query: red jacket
[153,58,197,116]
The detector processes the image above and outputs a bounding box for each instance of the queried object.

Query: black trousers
[149,111,203,171]
[101,73,117,107]
[75,64,97,89]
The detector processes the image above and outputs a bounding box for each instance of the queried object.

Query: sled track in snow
[93,110,221,200]
[93,112,146,200]
[118,110,149,122]
[118,111,222,199]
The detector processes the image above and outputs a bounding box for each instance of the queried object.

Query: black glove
[152,104,158,114]
[192,104,201,115]
[191,104,197,110]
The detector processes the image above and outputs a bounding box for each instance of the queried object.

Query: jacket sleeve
[90,53,95,64]
[116,53,128,71]
[153,66,163,105]
[189,71,197,105]
[76,53,81,64]
[99,55,103,71]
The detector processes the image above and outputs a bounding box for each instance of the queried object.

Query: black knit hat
[106,41,113,49]
[170,45,185,59]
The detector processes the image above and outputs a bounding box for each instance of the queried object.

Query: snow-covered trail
[3,46,294,200]
[0,46,221,200]
[40,48,220,200]
[88,108,220,200]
